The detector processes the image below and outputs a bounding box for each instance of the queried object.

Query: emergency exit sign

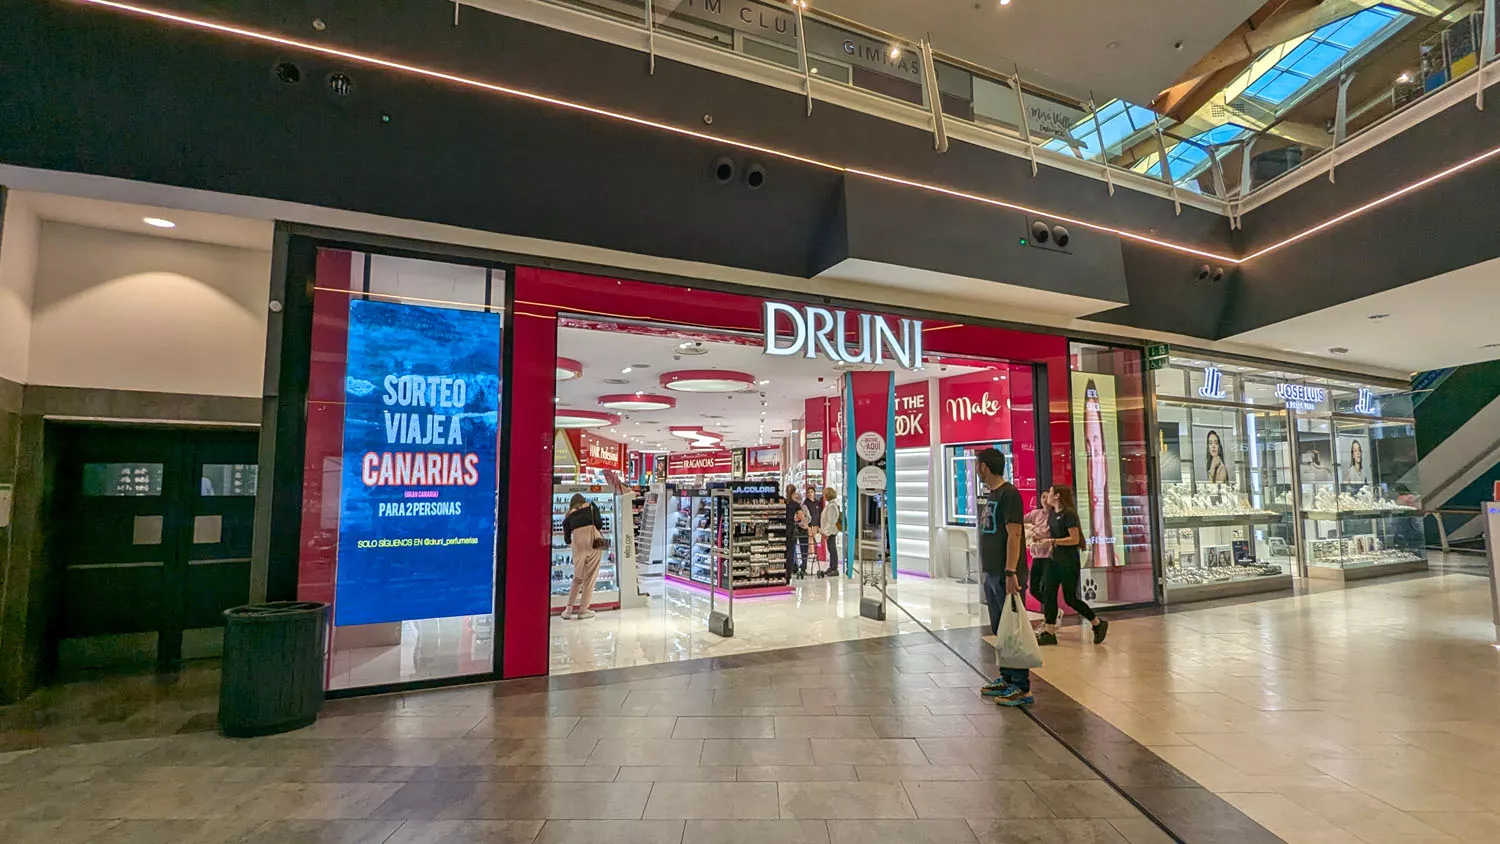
[1146,344,1170,371]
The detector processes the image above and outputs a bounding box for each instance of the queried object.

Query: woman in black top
[784,484,810,578]
[1036,485,1108,646]
[561,493,605,620]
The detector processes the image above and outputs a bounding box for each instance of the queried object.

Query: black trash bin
[218,601,329,737]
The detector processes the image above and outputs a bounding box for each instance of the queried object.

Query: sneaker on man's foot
[996,691,1034,707]
[1093,618,1110,645]
[980,682,1014,698]
[1036,631,1058,646]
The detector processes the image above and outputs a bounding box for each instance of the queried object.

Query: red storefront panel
[503,267,1073,678]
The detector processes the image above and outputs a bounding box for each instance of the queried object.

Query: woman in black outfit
[1036,485,1108,646]
[784,484,809,578]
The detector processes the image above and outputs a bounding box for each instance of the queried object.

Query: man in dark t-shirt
[973,448,1032,706]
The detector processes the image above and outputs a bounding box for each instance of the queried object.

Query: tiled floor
[1031,570,1500,844]
[12,566,1495,843]
[549,572,989,675]
[0,635,1176,844]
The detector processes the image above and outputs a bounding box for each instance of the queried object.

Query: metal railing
[1426,506,1485,555]
[464,0,1500,217]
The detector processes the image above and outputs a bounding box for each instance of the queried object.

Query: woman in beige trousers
[561,493,604,620]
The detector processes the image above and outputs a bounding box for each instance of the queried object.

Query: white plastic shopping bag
[995,593,1043,669]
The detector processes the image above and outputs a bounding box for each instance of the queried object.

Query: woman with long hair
[1343,439,1366,485]
[1083,381,1117,568]
[560,493,605,620]
[1036,484,1108,646]
[1205,429,1230,484]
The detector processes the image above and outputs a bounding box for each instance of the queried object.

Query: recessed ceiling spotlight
[1000,0,1012,5]
[758,379,770,385]
[603,377,629,385]
[1368,314,1390,320]
[142,217,176,228]
[621,367,633,374]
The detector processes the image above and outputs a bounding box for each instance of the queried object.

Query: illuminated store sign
[763,302,923,370]
[1197,367,1228,399]
[1275,382,1327,411]
[1354,387,1380,415]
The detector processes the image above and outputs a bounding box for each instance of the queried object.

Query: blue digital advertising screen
[334,299,501,626]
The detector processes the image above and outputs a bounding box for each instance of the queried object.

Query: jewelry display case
[1153,356,1422,599]
[1157,396,1293,600]
[1300,415,1425,580]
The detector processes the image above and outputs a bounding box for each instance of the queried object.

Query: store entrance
[547,317,1027,674]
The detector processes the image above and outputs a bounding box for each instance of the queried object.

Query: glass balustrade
[474,0,1498,208]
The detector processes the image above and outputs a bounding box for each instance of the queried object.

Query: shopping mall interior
[11,1,1500,842]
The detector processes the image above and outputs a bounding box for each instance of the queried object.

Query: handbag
[589,503,611,550]
[995,593,1044,670]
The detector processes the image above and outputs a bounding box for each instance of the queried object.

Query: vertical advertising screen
[1071,372,1124,568]
[334,299,501,626]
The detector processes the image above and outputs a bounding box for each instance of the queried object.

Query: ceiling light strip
[76,0,1235,264]
[1239,141,1500,262]
[72,0,1498,268]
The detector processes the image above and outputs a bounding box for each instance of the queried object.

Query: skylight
[1235,5,1408,111]
[1134,123,1252,191]
[1041,99,1165,160]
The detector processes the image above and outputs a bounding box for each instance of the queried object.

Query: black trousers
[786,533,808,574]
[1029,557,1050,601]
[824,533,839,573]
[1040,558,1097,625]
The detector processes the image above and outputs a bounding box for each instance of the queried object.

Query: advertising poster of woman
[1197,428,1234,484]
[1071,373,1124,568]
[1339,436,1371,487]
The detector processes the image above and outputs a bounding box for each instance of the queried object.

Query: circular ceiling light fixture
[555,408,620,428]
[670,425,725,449]
[556,357,583,381]
[599,393,677,411]
[660,369,756,393]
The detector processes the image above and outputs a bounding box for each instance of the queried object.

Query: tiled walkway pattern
[0,638,1172,844]
[1034,572,1500,844]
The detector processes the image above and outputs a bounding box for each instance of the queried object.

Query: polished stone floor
[550,572,988,675]
[1,634,1175,844]
[1034,570,1500,844]
[8,566,1499,843]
